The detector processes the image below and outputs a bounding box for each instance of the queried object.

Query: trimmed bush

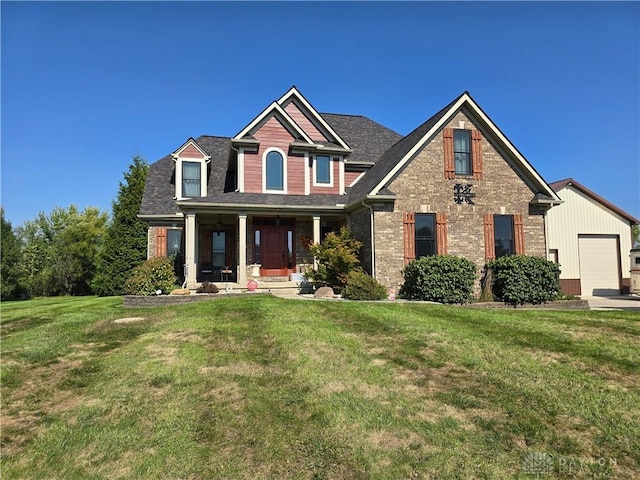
[196,281,219,294]
[486,255,560,306]
[400,255,476,304]
[124,257,178,296]
[342,270,388,301]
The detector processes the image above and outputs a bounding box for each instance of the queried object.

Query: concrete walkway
[582,295,640,311]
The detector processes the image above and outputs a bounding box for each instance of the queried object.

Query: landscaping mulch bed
[464,299,589,309]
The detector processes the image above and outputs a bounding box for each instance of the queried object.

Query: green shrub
[400,255,476,304]
[124,257,178,295]
[306,226,362,294]
[486,255,560,306]
[342,270,388,301]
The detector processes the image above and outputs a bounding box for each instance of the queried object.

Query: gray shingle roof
[140,114,402,216]
[321,113,402,165]
[139,136,232,217]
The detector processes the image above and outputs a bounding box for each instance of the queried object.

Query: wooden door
[261,227,286,275]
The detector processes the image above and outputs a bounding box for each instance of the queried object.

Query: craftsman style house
[139,87,561,290]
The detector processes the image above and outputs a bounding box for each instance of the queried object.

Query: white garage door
[578,235,620,296]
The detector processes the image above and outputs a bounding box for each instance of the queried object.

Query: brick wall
[374,110,547,289]
[147,225,184,259]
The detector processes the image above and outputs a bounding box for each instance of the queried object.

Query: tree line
[1,156,149,300]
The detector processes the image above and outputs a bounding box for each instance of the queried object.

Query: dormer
[171,138,211,199]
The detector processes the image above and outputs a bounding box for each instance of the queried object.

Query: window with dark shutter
[415,213,436,258]
[454,130,472,175]
[494,215,515,258]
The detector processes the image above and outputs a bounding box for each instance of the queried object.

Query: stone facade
[373,110,547,289]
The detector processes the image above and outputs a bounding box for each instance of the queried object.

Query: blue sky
[2,1,639,227]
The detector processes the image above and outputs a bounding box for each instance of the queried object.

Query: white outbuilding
[546,178,639,296]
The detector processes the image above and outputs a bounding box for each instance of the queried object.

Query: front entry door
[255,218,295,277]
[262,227,285,275]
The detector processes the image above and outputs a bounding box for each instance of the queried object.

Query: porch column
[238,213,247,283]
[185,212,197,289]
[313,215,321,269]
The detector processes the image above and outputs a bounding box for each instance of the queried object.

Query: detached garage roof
[550,178,639,225]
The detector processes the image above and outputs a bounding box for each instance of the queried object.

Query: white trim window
[313,154,333,187]
[263,147,287,193]
[182,161,201,197]
[174,157,209,199]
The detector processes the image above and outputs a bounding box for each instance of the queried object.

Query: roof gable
[171,138,211,161]
[550,178,639,224]
[277,86,351,150]
[350,92,560,204]
[233,101,314,145]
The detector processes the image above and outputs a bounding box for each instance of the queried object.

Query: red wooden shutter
[403,212,416,265]
[436,212,448,255]
[483,214,495,262]
[472,129,483,180]
[514,214,525,254]
[155,227,167,258]
[443,128,455,179]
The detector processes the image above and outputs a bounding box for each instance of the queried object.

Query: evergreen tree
[1,208,24,300]
[92,155,149,296]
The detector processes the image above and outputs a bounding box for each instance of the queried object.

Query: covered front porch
[181,210,346,289]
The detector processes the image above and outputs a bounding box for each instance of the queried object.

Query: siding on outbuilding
[546,181,637,295]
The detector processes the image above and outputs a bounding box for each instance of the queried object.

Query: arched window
[265,150,284,191]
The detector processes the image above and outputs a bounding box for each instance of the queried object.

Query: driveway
[583,295,640,311]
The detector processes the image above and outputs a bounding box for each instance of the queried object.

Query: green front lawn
[1,296,638,479]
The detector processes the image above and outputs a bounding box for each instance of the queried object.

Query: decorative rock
[114,317,145,324]
[314,286,335,298]
[170,288,191,296]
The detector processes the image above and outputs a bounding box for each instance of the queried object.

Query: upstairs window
[314,155,331,185]
[444,128,483,180]
[454,130,472,175]
[182,161,201,197]
[265,150,284,191]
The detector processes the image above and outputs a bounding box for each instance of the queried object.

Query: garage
[578,235,621,296]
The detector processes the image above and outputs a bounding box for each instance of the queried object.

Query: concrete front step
[203,280,300,293]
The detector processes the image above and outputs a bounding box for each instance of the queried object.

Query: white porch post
[238,213,247,283]
[313,215,321,269]
[185,211,197,289]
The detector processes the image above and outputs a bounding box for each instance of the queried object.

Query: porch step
[258,276,291,283]
[196,280,301,294]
